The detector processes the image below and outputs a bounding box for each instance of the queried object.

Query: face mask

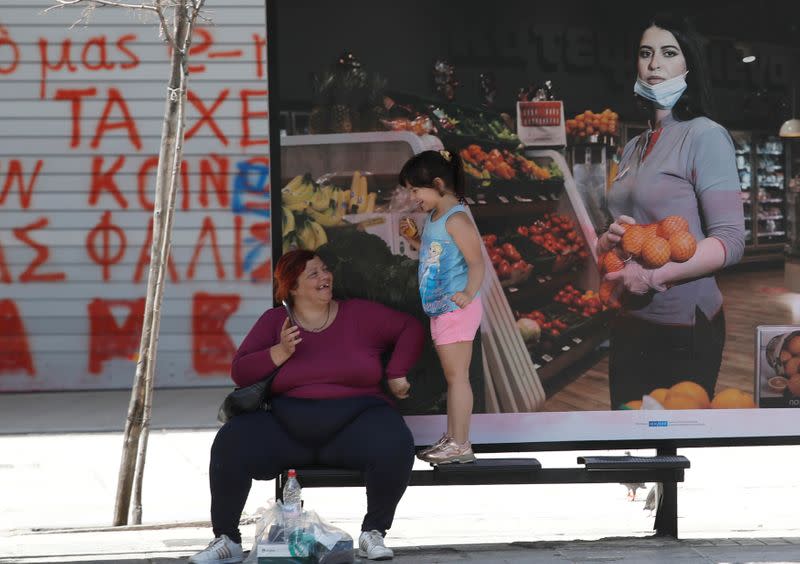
[633,72,689,110]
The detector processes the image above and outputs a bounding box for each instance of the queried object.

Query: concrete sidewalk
[3,390,800,563]
[5,528,800,563]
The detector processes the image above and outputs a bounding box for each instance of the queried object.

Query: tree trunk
[113,3,192,527]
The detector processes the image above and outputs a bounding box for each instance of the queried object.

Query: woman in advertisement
[597,14,746,409]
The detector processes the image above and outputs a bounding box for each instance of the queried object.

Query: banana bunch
[282,170,380,252]
[348,171,376,214]
[282,174,316,211]
[296,217,328,250]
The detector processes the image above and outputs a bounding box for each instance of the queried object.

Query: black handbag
[217,368,279,424]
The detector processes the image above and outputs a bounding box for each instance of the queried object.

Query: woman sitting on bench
[189,249,425,564]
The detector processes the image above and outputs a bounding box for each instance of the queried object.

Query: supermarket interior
[269,0,800,417]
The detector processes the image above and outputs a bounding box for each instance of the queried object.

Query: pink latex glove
[604,260,667,295]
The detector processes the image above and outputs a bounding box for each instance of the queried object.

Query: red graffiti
[91,88,142,150]
[0,300,35,376]
[13,217,66,283]
[54,87,98,148]
[38,38,78,98]
[0,27,20,75]
[81,36,115,71]
[38,34,140,98]
[253,34,267,79]
[89,155,128,208]
[87,298,145,374]
[0,159,43,209]
[187,28,212,74]
[187,216,226,280]
[200,154,230,208]
[133,217,180,284]
[192,292,240,375]
[86,211,127,281]
[186,89,229,146]
[0,239,11,283]
[116,34,139,69]
[241,90,269,147]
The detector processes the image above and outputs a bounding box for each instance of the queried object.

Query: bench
[276,447,690,538]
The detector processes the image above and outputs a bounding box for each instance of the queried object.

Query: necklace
[298,302,331,332]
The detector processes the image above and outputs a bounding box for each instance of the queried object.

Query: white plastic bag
[244,501,354,564]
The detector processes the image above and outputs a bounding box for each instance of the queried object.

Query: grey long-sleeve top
[607,113,746,325]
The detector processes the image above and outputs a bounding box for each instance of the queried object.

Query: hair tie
[440,149,452,162]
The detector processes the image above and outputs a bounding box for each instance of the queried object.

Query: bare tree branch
[154,1,176,50]
[44,0,158,13]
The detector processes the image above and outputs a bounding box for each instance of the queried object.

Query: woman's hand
[271,317,301,366]
[451,291,472,309]
[604,260,668,295]
[388,376,411,399]
[597,215,636,254]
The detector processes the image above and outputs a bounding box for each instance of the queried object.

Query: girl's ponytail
[446,150,467,201]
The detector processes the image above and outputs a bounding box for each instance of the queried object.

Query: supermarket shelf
[471,199,559,220]
[534,326,610,384]
[759,198,783,203]
[504,270,577,309]
[759,231,786,237]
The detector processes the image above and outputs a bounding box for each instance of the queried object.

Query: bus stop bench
[276,454,690,537]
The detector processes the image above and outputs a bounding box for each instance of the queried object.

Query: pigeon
[644,482,662,514]
[622,481,646,501]
[619,452,645,501]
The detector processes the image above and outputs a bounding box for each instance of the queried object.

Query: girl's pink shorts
[430,297,483,346]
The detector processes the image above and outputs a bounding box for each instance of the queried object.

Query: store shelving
[731,131,786,261]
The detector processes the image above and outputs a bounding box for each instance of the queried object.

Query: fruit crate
[526,305,610,358]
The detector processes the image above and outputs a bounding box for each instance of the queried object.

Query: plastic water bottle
[282,469,302,540]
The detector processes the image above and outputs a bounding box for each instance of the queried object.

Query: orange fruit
[669,381,711,408]
[623,400,643,409]
[787,335,800,355]
[648,388,670,405]
[662,391,707,410]
[643,223,658,240]
[711,388,756,409]
[599,280,621,308]
[657,215,689,239]
[788,375,800,397]
[603,251,625,273]
[621,225,647,256]
[784,356,800,376]
[780,350,793,363]
[641,237,671,268]
[669,231,697,262]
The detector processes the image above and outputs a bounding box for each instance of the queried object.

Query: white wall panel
[0,0,273,391]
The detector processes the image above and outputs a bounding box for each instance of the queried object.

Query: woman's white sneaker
[187,534,243,563]
[358,529,394,560]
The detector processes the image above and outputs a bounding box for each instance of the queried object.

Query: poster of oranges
[759,326,800,408]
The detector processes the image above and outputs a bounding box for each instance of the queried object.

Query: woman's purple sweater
[231,299,425,402]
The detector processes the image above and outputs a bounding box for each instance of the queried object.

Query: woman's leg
[209,411,314,543]
[317,402,415,534]
[436,340,474,444]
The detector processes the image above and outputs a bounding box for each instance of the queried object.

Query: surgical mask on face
[633,71,689,110]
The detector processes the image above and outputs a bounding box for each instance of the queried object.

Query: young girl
[399,149,485,464]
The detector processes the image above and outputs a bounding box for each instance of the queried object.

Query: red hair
[274,250,317,303]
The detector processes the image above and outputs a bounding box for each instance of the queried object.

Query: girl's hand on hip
[604,260,667,295]
[388,376,411,399]
[597,215,636,254]
[451,291,472,309]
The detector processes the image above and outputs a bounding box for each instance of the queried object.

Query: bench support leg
[275,473,284,503]
[653,446,678,538]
